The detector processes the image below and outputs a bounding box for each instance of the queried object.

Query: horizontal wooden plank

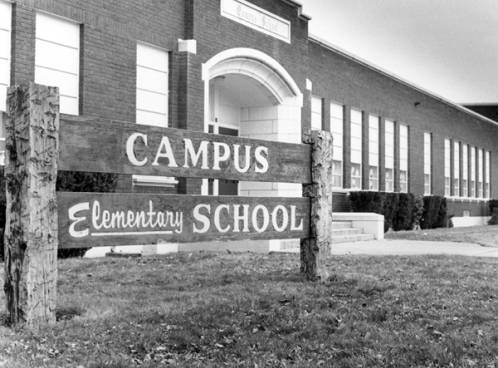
[57,192,310,248]
[59,118,311,184]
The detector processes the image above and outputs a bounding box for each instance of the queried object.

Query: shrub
[393,193,415,231]
[349,191,385,214]
[420,196,447,230]
[383,193,399,232]
[1,171,118,261]
[412,195,425,230]
[488,200,498,225]
[489,200,498,214]
[350,192,448,232]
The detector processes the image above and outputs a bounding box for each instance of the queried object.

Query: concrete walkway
[332,240,498,258]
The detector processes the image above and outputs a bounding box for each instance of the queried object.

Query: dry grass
[386,225,498,247]
[0,252,497,367]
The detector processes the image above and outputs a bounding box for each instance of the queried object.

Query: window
[368,115,379,191]
[399,124,408,193]
[453,141,460,196]
[462,144,468,197]
[424,133,432,195]
[478,149,484,198]
[0,0,11,166]
[444,139,451,197]
[330,102,343,188]
[350,108,362,190]
[385,120,395,192]
[135,43,174,187]
[136,43,169,127]
[311,96,322,131]
[0,0,11,112]
[470,146,476,197]
[485,151,491,198]
[35,13,80,115]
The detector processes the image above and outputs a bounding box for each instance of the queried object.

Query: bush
[383,193,399,232]
[1,171,118,261]
[349,191,385,214]
[350,192,448,232]
[420,196,447,230]
[489,200,498,214]
[488,200,498,225]
[412,195,425,230]
[393,193,415,231]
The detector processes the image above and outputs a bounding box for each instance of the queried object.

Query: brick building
[0,0,496,251]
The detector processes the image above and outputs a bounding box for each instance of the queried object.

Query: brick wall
[11,0,185,124]
[308,39,498,216]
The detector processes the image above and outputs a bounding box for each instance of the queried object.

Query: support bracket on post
[3,83,60,327]
[301,130,333,281]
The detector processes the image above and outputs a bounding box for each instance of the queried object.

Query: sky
[300,0,498,104]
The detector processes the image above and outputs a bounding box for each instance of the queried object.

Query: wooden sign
[57,192,311,248]
[59,118,312,184]
[4,83,333,327]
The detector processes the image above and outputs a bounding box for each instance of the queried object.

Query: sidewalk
[332,240,498,258]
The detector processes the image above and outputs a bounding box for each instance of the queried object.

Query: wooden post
[301,130,333,281]
[3,83,60,327]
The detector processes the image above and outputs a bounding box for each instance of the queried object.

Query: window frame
[399,123,409,193]
[485,151,491,198]
[134,42,175,188]
[311,96,323,131]
[34,11,80,115]
[330,102,344,189]
[350,108,363,190]
[368,114,379,191]
[453,141,460,197]
[384,119,395,193]
[423,132,432,195]
[136,42,170,128]
[444,138,451,197]
[470,146,476,198]
[462,144,469,198]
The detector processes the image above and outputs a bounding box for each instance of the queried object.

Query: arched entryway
[201,48,303,251]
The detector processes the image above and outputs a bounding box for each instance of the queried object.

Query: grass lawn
[0,253,497,368]
[386,225,498,247]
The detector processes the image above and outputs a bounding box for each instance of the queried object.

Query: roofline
[308,34,498,128]
[462,102,498,107]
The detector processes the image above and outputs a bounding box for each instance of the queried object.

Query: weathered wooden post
[301,130,333,281]
[3,83,59,327]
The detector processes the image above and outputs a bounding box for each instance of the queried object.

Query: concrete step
[332,221,353,229]
[332,233,376,244]
[331,228,364,236]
